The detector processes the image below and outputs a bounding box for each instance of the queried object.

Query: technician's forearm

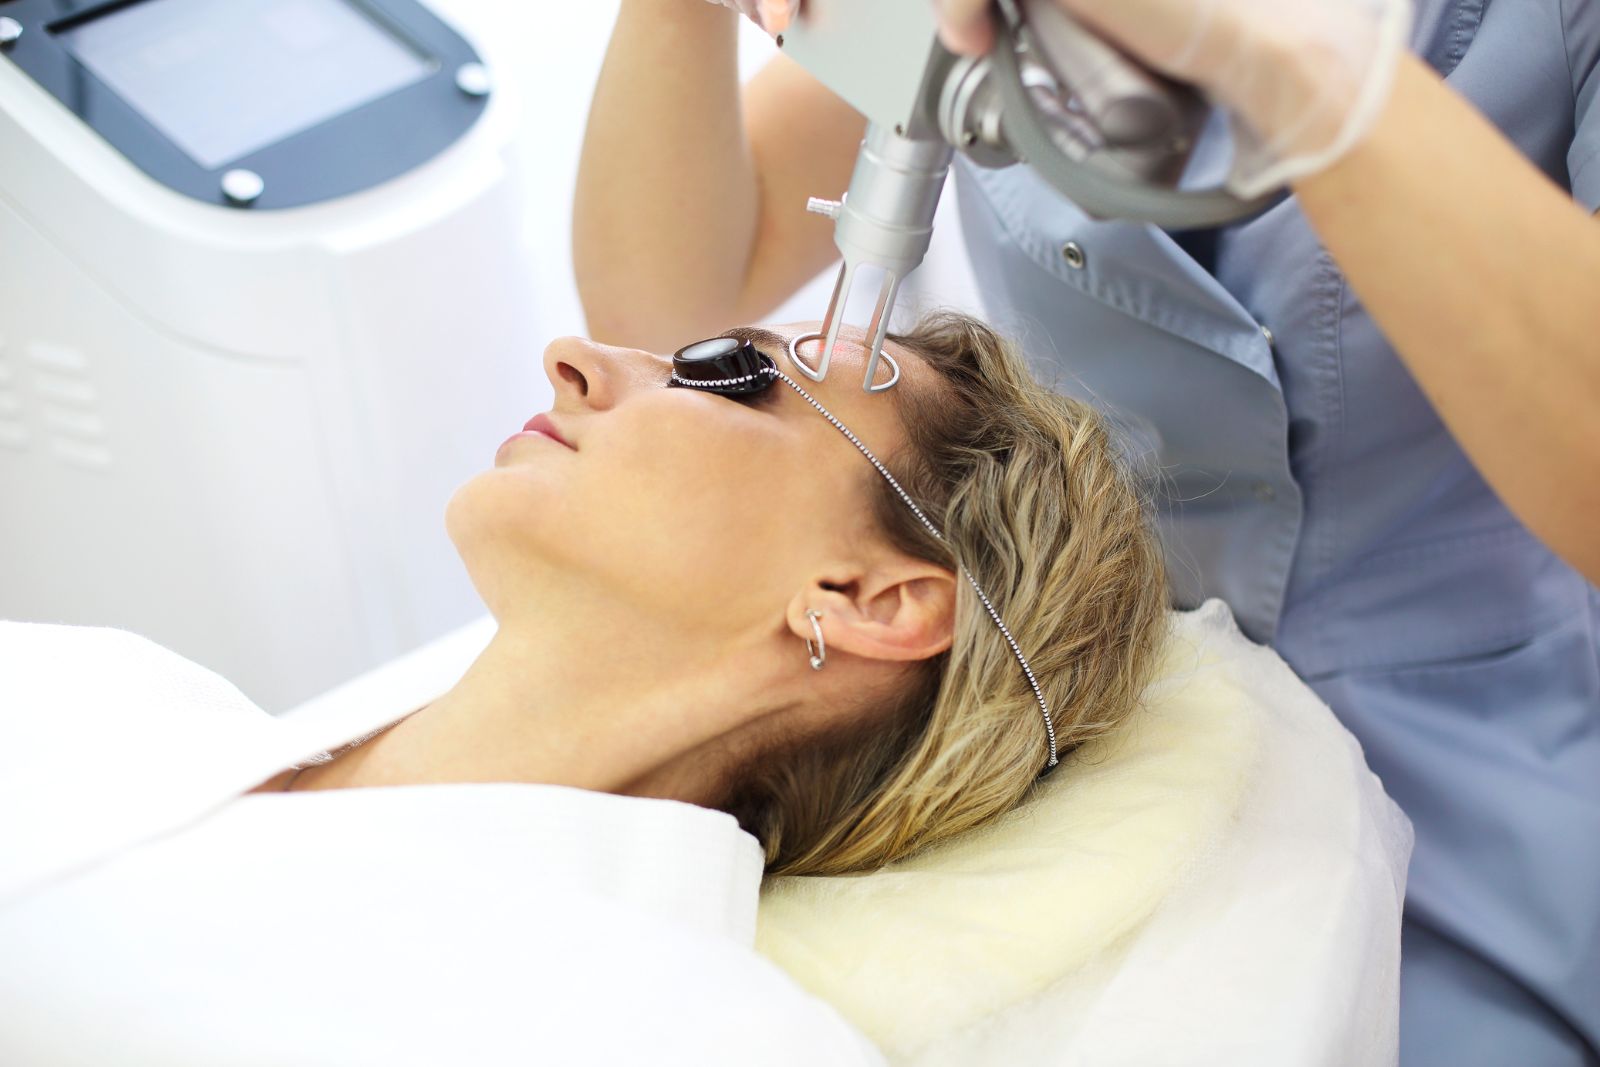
[1293,54,1600,582]
[574,0,757,348]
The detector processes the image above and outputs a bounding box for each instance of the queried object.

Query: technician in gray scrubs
[574,0,1600,1062]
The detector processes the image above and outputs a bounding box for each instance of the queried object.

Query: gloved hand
[935,0,1412,196]
[703,0,800,34]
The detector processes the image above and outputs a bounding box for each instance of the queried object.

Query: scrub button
[1061,241,1087,269]
[1260,324,1275,345]
[0,18,22,46]
[455,62,493,98]
[221,170,265,207]
[1252,481,1277,503]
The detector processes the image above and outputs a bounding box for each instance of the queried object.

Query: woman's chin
[447,473,535,563]
[445,469,572,600]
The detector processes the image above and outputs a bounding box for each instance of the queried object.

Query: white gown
[0,621,886,1066]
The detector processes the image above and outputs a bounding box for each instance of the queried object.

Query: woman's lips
[523,413,574,449]
[497,412,575,460]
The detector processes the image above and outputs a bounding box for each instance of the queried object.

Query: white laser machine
[0,0,543,710]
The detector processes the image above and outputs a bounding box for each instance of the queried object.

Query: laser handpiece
[778,0,1278,391]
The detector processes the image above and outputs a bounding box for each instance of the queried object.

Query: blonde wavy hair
[719,310,1169,876]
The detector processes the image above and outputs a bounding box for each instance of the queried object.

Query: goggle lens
[669,337,775,396]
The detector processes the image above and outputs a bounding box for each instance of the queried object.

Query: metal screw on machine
[220,169,265,207]
[455,62,492,98]
[807,197,844,220]
[1061,241,1087,269]
[0,17,23,46]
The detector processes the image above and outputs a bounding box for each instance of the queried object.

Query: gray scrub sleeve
[1567,0,1600,209]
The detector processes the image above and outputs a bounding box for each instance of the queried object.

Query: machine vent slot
[27,341,111,470]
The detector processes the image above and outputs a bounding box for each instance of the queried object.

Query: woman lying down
[0,311,1167,1065]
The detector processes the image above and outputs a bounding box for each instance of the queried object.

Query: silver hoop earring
[804,610,826,671]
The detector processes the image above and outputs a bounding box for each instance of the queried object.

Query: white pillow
[755,600,1411,1065]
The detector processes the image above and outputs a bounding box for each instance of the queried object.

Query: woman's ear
[789,558,957,665]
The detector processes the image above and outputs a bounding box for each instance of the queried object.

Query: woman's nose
[542,337,670,410]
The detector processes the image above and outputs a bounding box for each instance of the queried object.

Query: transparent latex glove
[703,0,800,34]
[936,0,1412,196]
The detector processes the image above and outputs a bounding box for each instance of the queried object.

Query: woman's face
[446,324,931,641]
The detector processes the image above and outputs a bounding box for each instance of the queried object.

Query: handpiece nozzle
[798,123,953,393]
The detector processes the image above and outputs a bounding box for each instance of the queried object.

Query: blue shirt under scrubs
[951,0,1600,1061]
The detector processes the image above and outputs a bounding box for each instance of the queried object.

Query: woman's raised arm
[573,1,865,350]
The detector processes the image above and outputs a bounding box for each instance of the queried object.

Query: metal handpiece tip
[792,260,903,393]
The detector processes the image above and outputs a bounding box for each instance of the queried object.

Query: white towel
[0,620,884,1066]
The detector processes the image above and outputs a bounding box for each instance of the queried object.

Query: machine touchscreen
[57,0,434,169]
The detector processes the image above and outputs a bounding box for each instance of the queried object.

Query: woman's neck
[279,610,796,804]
